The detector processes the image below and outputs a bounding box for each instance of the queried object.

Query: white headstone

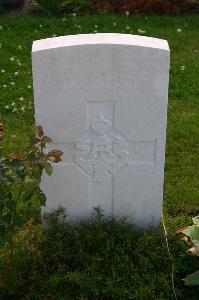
[32,33,170,227]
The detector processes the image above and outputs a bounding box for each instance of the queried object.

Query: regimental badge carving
[74,113,129,184]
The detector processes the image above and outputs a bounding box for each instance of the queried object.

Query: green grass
[0,12,199,299]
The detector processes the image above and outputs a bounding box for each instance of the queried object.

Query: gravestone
[32,33,170,227]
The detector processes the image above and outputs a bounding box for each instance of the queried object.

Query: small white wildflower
[72,13,77,17]
[137,29,146,34]
[12,108,17,112]
[181,65,185,71]
[10,57,15,61]
[14,71,19,76]
[126,26,130,30]
[17,45,22,50]
[21,106,25,111]
[3,84,7,88]
[62,18,66,21]
[1,69,5,73]
[113,22,117,26]
[177,28,182,33]
[18,62,22,66]
[11,102,15,106]
[39,24,43,28]
[10,82,15,86]
[94,24,98,28]
[5,105,9,109]
[125,11,130,16]
[78,25,81,28]
[19,97,24,101]
[52,34,56,37]
[27,85,31,89]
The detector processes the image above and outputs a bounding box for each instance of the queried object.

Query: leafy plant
[36,0,73,15]
[0,120,63,265]
[177,216,199,286]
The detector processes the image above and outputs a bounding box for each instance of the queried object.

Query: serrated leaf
[32,137,41,145]
[48,150,63,163]
[35,189,47,206]
[35,125,44,138]
[183,270,199,286]
[42,136,52,144]
[44,163,53,176]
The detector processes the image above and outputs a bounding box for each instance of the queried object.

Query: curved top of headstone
[32,33,169,53]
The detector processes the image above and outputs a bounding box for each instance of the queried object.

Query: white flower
[72,13,76,17]
[177,28,182,33]
[11,102,15,106]
[113,22,117,26]
[126,26,130,30]
[39,24,43,28]
[3,84,7,88]
[78,25,81,28]
[14,71,19,76]
[17,45,22,50]
[94,24,98,28]
[10,82,15,86]
[125,11,130,16]
[62,18,66,21]
[181,65,185,71]
[137,29,146,34]
[27,85,31,89]
[5,105,9,109]
[10,57,15,61]
[52,34,56,37]
[12,108,17,112]
[21,106,25,111]
[19,97,24,101]
[1,69,5,73]
[18,62,22,66]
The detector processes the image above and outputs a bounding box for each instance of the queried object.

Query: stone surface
[32,33,170,227]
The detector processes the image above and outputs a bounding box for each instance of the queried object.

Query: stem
[9,178,25,267]
[9,233,14,268]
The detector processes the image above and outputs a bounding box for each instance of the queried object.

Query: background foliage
[32,0,199,15]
